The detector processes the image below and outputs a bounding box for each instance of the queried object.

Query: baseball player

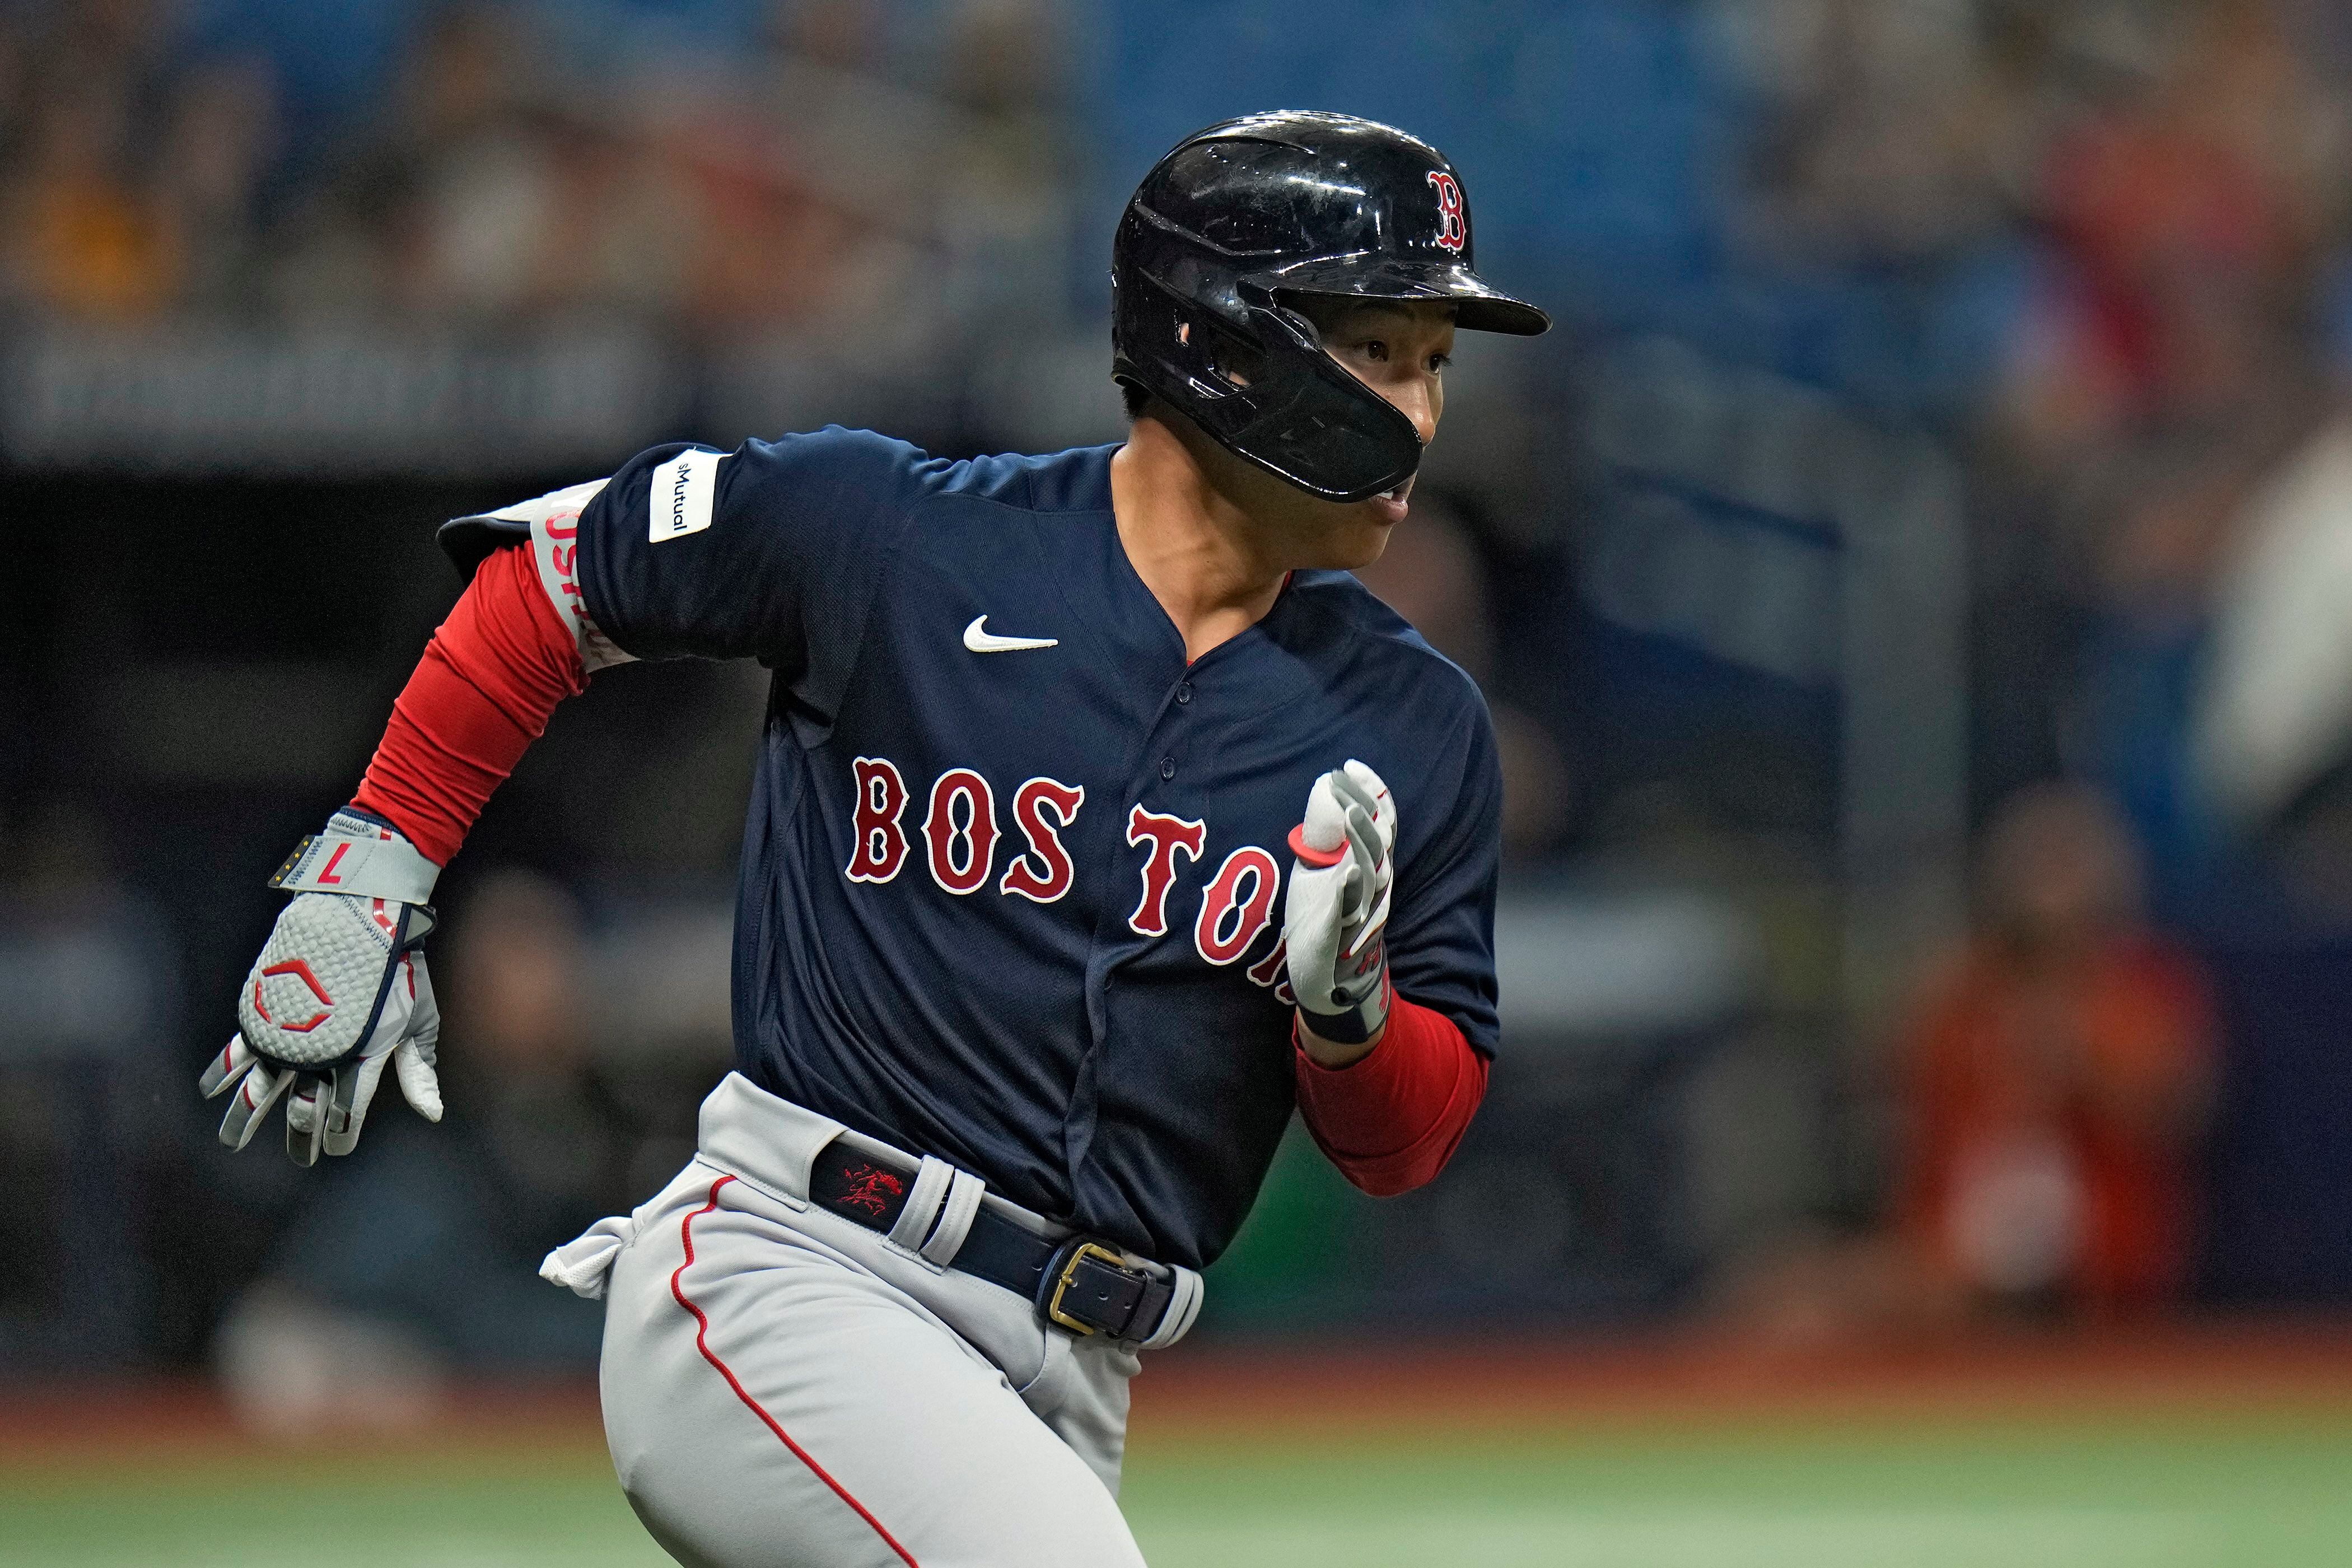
[203,112,1547,1566]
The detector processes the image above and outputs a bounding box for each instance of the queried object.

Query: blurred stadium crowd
[10,0,2352,1421]
[0,0,1070,337]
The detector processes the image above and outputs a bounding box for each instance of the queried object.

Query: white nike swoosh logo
[963,615,1059,654]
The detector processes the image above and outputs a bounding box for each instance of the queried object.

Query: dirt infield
[1130,1320,2352,1436]
[6,1328,2350,1568]
[5,1320,2348,1469]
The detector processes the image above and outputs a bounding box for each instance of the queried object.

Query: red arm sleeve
[1293,997,1489,1197]
[352,544,586,866]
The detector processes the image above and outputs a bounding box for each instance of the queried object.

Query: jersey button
[1160,756,1177,780]
[1175,682,1193,705]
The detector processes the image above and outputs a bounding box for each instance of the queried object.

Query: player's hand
[200,810,445,1165]
[1283,760,1398,1051]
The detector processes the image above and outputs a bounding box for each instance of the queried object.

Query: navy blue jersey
[564,428,1500,1268]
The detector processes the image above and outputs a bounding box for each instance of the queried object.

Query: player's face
[1282,297,1457,567]
[1309,297,1456,447]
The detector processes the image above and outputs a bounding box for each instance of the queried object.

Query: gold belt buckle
[1046,1241,1128,1335]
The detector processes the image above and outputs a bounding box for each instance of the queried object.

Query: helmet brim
[1257,254,1551,337]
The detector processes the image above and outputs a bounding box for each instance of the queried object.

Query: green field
[4,1407,2348,1567]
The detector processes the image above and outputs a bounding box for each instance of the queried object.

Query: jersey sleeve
[1385,694,1504,1056]
[572,426,943,702]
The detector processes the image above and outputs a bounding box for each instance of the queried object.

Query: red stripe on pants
[670,1175,921,1567]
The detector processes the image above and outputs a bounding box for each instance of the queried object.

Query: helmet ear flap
[1113,265,1422,502]
[1198,315,1268,393]
[1113,268,1216,402]
[1254,289,1327,354]
[1219,342,1422,501]
[1114,270,1264,404]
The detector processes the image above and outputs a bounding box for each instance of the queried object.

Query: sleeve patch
[650,448,727,543]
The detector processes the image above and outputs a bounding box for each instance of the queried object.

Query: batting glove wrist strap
[1296,970,1394,1047]
[269,808,441,903]
[1283,760,1399,1046]
[202,815,446,1165]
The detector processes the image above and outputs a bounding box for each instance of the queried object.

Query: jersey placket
[1062,669,1202,1212]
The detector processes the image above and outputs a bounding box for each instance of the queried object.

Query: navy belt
[809,1138,1176,1342]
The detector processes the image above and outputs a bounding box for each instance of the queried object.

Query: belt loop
[1137,1263,1205,1350]
[885,1155,953,1252]
[920,1169,985,1266]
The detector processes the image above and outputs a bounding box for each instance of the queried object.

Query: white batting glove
[199,810,445,1165]
[1283,760,1398,1047]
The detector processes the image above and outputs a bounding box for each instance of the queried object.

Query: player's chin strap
[270,808,441,907]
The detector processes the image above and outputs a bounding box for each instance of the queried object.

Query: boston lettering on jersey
[846,757,1290,983]
[542,428,1502,1270]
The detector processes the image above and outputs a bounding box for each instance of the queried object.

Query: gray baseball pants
[543,1073,1200,1567]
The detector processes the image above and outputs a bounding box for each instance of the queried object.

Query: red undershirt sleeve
[1292,996,1490,1197]
[352,543,586,866]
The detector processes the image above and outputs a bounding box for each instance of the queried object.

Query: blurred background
[6,0,2352,1564]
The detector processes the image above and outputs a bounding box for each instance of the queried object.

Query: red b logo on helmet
[1426,171,1466,254]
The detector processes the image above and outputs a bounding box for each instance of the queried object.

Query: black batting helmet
[1111,110,1549,504]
